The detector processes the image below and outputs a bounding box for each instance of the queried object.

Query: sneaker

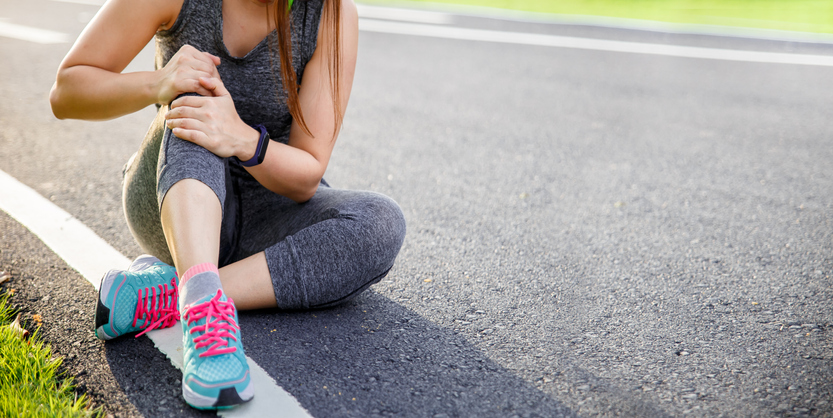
[94,255,180,340]
[181,289,253,409]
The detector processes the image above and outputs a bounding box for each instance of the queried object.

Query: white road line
[50,0,106,5]
[367,1,833,45]
[0,21,70,44]
[44,0,454,25]
[0,170,128,285]
[359,19,833,67]
[0,169,312,418]
[356,4,452,25]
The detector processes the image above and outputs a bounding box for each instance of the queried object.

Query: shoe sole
[182,377,254,410]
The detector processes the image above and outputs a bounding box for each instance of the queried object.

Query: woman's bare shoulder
[317,0,358,41]
[101,0,185,32]
[340,0,358,27]
[59,0,185,72]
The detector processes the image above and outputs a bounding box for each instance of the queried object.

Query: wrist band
[240,124,270,167]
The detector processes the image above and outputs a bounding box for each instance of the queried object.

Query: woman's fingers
[203,51,221,66]
[165,116,200,130]
[199,77,230,97]
[164,105,189,120]
[170,94,206,109]
[187,58,219,78]
[176,79,213,98]
[183,50,220,78]
[179,45,216,65]
[191,80,216,97]
[170,126,209,147]
[158,46,221,102]
[167,118,212,149]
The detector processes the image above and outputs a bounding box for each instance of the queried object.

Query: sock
[179,263,223,311]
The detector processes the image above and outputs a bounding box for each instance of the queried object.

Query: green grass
[361,0,833,34]
[0,292,101,418]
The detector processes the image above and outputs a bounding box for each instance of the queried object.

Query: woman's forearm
[50,65,161,121]
[246,142,326,203]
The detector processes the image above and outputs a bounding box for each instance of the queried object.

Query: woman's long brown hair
[271,0,342,139]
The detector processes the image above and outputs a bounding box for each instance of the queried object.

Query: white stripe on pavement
[0,169,128,286]
[4,9,831,68]
[359,18,833,67]
[0,21,70,44]
[35,0,833,46]
[364,1,833,45]
[0,169,312,418]
[50,0,106,5]
[356,4,452,25]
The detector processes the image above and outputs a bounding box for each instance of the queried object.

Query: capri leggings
[122,112,407,310]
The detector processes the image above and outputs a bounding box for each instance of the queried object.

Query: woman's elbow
[288,185,318,203]
[287,175,323,203]
[49,83,69,120]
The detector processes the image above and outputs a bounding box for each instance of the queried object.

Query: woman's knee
[156,128,228,211]
[338,194,406,284]
[372,194,407,254]
[263,194,407,310]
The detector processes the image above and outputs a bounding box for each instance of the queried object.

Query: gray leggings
[122,111,406,310]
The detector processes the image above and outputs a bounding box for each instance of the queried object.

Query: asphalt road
[1,0,832,416]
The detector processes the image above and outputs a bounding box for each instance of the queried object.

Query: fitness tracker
[239,124,270,167]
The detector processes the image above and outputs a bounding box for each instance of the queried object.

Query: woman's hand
[155,45,223,105]
[164,76,259,160]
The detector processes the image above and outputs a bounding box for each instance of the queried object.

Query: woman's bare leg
[160,178,257,408]
[160,178,222,272]
[160,179,276,310]
[219,253,278,310]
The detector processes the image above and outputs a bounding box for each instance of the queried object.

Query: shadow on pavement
[103,290,587,417]
[240,290,577,418]
[105,336,216,418]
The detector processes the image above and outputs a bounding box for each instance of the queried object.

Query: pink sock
[180,263,219,287]
[179,263,222,310]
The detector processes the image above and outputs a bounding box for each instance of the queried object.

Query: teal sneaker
[94,255,180,340]
[181,289,253,409]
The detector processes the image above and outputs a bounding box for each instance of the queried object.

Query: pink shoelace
[134,277,180,338]
[183,289,239,357]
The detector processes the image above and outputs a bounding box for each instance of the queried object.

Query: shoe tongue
[180,271,223,311]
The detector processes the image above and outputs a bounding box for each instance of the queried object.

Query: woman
[49,0,406,410]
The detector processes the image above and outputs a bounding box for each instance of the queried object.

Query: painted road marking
[374,1,833,45]
[9,3,832,67]
[35,0,833,46]
[359,19,833,67]
[50,0,105,5]
[0,21,70,44]
[0,169,312,418]
[356,4,452,25]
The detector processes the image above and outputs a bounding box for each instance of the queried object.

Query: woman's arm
[247,0,359,202]
[164,0,359,203]
[49,0,219,120]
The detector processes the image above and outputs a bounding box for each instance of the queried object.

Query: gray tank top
[123,0,325,264]
[154,0,325,143]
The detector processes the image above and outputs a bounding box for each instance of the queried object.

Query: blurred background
[361,0,833,33]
